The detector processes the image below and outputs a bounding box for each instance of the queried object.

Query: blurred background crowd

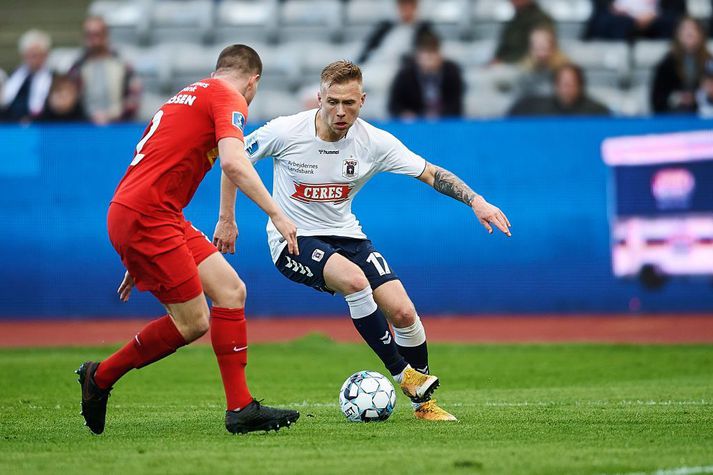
[1,0,713,124]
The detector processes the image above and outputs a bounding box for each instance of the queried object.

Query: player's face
[318,80,365,136]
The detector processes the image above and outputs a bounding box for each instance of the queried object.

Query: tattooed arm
[417,163,511,236]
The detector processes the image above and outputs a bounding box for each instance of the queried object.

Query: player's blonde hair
[320,60,362,88]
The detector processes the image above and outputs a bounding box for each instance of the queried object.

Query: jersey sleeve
[374,128,427,177]
[244,117,285,164]
[210,82,249,143]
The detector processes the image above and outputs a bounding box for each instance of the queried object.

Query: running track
[1,315,712,347]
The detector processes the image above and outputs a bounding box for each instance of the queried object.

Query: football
[339,370,397,422]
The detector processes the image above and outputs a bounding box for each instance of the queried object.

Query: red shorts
[107,202,218,304]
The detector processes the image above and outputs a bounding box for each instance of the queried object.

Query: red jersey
[111,78,248,217]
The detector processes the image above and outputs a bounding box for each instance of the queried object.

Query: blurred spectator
[651,16,711,114]
[69,16,140,124]
[37,75,86,122]
[387,31,464,119]
[508,64,610,116]
[584,0,686,41]
[356,0,435,65]
[696,60,713,118]
[517,25,570,97]
[1,29,53,122]
[492,0,554,64]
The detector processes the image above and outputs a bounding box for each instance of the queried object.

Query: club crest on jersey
[311,249,325,262]
[291,182,351,204]
[232,111,245,131]
[342,159,358,178]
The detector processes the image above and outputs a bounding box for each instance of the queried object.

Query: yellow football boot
[414,400,458,421]
[399,367,440,401]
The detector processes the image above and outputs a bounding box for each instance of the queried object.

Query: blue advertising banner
[1,118,711,318]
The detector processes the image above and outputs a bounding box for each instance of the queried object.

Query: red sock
[210,307,253,410]
[94,315,187,389]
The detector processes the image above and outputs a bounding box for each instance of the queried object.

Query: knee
[181,310,210,342]
[390,304,417,328]
[213,278,247,309]
[343,272,370,295]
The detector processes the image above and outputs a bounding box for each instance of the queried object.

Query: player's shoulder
[353,116,400,149]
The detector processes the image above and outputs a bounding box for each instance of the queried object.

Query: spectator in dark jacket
[584,0,686,41]
[492,0,554,64]
[356,0,435,65]
[509,63,610,116]
[651,16,711,113]
[388,32,464,119]
[69,16,140,124]
[1,29,53,122]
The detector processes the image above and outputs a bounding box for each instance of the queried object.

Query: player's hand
[272,213,299,255]
[117,271,135,302]
[471,195,511,236]
[213,217,239,254]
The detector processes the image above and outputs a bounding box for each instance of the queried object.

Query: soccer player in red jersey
[76,45,301,435]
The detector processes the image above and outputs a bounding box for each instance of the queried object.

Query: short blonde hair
[320,60,362,88]
[19,29,51,54]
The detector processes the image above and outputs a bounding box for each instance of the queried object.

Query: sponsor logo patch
[311,249,325,262]
[342,159,358,178]
[232,111,245,131]
[291,182,351,203]
[246,137,259,156]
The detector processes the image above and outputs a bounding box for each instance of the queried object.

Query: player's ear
[317,91,322,107]
[360,92,366,108]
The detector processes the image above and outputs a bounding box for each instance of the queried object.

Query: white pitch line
[604,465,713,475]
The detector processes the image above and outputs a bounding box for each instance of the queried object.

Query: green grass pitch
[1,335,712,474]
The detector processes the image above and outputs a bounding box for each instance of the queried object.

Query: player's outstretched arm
[213,172,239,254]
[218,137,300,255]
[417,163,511,236]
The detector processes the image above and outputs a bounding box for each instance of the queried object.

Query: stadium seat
[251,43,302,90]
[148,0,215,45]
[465,86,514,118]
[248,88,303,121]
[214,0,279,45]
[138,90,169,121]
[442,39,497,67]
[421,0,472,40]
[47,47,82,74]
[471,0,513,40]
[687,0,712,19]
[561,41,630,87]
[344,0,397,41]
[88,0,151,45]
[118,43,173,93]
[277,0,344,43]
[287,40,361,77]
[167,43,221,92]
[631,40,669,88]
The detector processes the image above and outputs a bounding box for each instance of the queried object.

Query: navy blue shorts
[275,236,399,293]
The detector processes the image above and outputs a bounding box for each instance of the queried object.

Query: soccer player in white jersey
[213,61,511,421]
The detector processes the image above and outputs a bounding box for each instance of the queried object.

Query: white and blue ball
[339,370,396,422]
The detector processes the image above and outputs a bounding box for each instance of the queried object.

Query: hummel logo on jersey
[318,149,339,155]
[232,111,245,131]
[379,331,392,345]
[291,182,351,203]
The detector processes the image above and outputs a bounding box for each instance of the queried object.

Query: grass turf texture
[1,335,712,475]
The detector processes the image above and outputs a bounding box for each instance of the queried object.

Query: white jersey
[245,109,427,262]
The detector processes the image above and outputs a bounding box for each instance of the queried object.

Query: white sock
[344,286,378,319]
[393,316,426,347]
[392,364,410,384]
